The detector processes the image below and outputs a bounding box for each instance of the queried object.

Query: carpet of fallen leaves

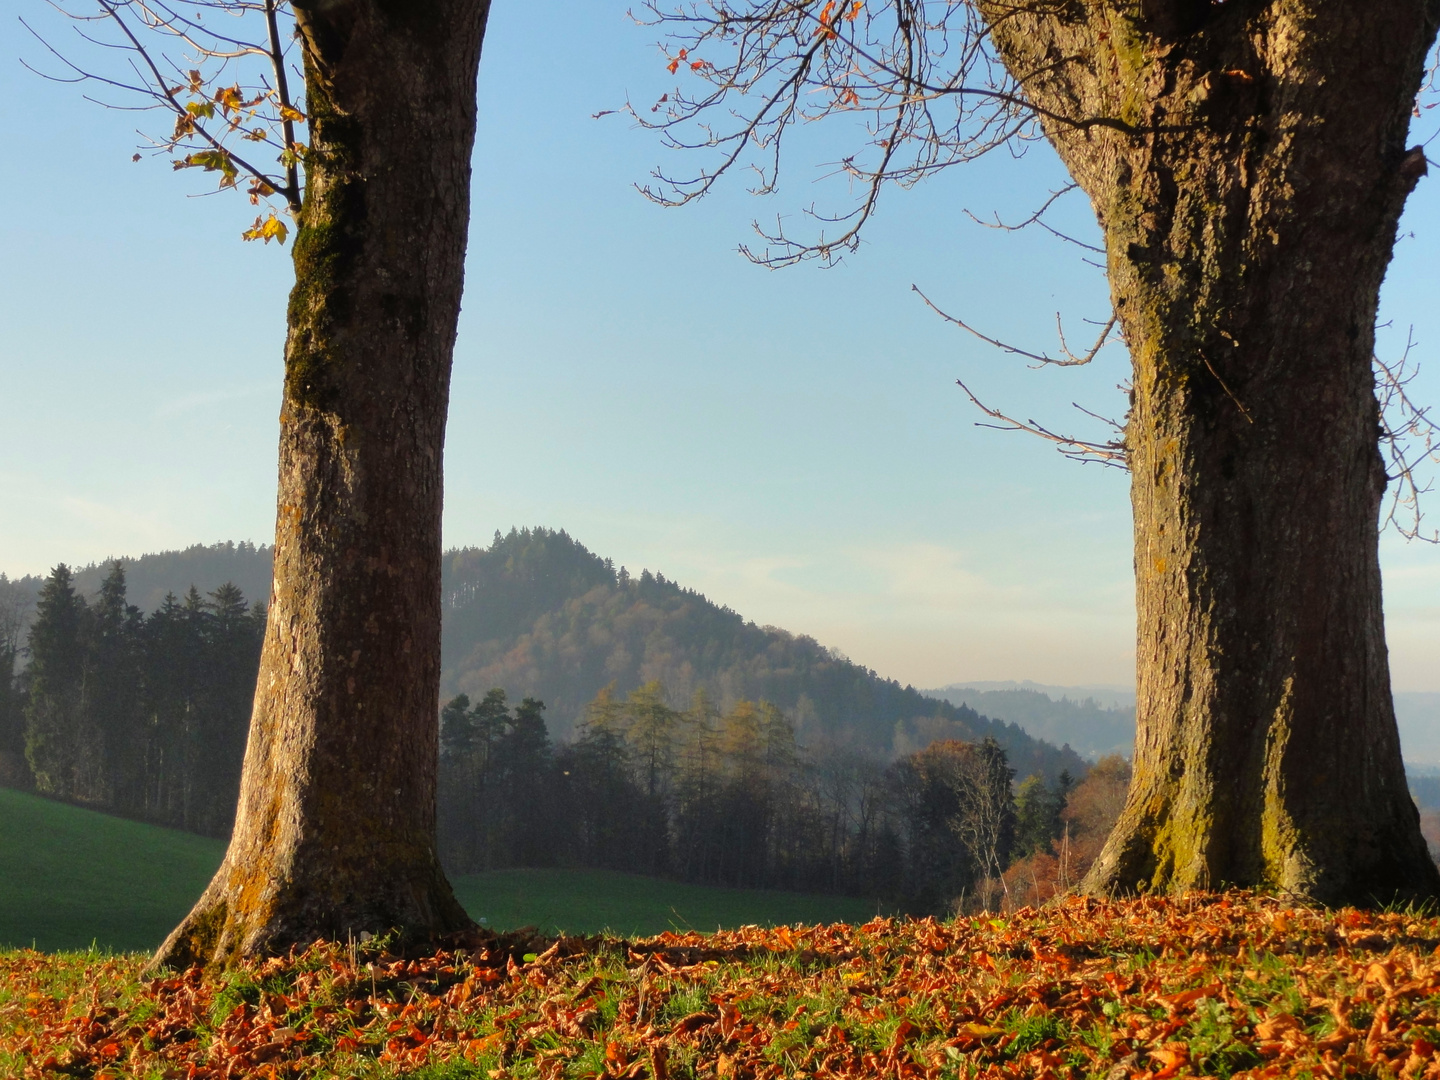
[7,892,1440,1079]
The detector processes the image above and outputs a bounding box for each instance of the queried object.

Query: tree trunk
[983,0,1440,904]
[153,0,490,967]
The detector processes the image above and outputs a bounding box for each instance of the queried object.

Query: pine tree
[438,693,477,869]
[24,566,87,797]
[623,682,679,875]
[1013,774,1063,860]
[87,563,145,810]
[494,697,554,867]
[141,592,196,825]
[558,699,640,871]
[191,583,261,836]
[673,689,723,882]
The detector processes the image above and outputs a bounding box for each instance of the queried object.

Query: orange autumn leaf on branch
[816,0,837,37]
[815,1,859,38]
[666,48,709,74]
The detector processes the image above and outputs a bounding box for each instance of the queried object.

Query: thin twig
[1376,328,1440,542]
[913,286,1117,368]
[955,377,1127,466]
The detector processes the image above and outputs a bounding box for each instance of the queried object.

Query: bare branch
[955,377,1127,467]
[262,0,301,211]
[632,0,1038,265]
[1377,329,1440,543]
[631,0,1182,266]
[913,286,1117,368]
[100,1,282,187]
[962,183,1106,254]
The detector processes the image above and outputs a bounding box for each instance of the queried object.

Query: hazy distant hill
[940,680,1136,712]
[929,681,1440,776]
[11,539,1433,777]
[1397,694,1440,768]
[925,683,1135,760]
[6,541,275,618]
[6,532,1087,781]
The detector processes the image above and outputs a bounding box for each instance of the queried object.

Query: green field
[0,787,877,953]
[0,786,225,953]
[448,868,880,938]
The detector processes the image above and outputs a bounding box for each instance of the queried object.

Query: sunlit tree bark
[153,0,491,966]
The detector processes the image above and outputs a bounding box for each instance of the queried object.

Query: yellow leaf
[953,1023,1005,1039]
[242,213,288,245]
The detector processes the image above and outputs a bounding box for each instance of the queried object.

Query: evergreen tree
[24,566,87,797]
[623,682,679,876]
[86,563,145,810]
[192,583,262,836]
[1013,774,1064,860]
[557,691,641,871]
[438,693,477,870]
[672,689,723,882]
[141,592,197,825]
[0,575,30,785]
[495,697,554,867]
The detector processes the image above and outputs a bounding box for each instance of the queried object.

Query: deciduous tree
[36,0,493,963]
[641,0,1440,904]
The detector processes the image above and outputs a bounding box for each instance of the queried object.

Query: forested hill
[438,529,1086,781]
[5,542,274,616]
[6,531,1087,780]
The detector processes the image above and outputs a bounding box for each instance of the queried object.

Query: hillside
[4,541,274,618]
[438,529,1085,779]
[7,531,1087,780]
[929,682,1440,774]
[926,683,1136,760]
[0,787,223,952]
[13,534,1436,780]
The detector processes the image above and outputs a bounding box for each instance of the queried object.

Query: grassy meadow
[0,787,877,953]
[0,786,225,953]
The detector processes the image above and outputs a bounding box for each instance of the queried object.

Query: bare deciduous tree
[639,0,1440,904]
[31,0,493,965]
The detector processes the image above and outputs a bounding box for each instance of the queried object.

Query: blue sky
[1,2,1437,691]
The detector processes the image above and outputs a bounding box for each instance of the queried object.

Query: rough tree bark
[981,0,1440,903]
[153,0,491,967]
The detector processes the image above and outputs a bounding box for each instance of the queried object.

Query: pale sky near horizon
[1,3,1437,692]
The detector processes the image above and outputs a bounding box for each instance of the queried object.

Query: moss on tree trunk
[981,0,1440,904]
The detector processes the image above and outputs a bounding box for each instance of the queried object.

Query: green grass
[0,786,225,952]
[0,787,879,953]
[450,868,881,937]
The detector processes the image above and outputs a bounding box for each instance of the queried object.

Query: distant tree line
[0,564,263,836]
[0,561,1121,913]
[436,680,1114,913]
